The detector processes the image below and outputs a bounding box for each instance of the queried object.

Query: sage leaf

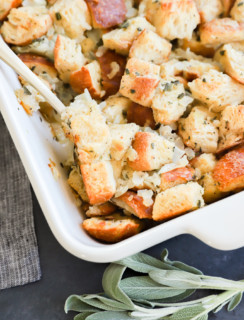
[161,250,202,275]
[227,292,243,311]
[149,270,202,289]
[212,300,229,313]
[83,294,130,310]
[102,264,134,309]
[116,252,176,273]
[86,311,132,320]
[120,276,186,300]
[74,313,93,320]
[196,315,208,320]
[64,295,101,313]
[168,305,207,320]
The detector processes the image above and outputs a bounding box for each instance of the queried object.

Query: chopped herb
[55,12,62,20]
[151,143,155,149]
[130,89,136,94]
[202,78,206,83]
[237,1,244,6]
[211,116,217,121]
[135,71,140,76]
[39,117,43,122]
[31,66,36,72]
[60,162,64,168]
[177,93,185,99]
[96,38,103,47]
[197,200,201,208]
[220,50,225,56]
[23,86,31,95]
[64,83,70,89]
[137,27,142,31]
[122,110,127,118]
[164,82,172,91]
[188,136,191,140]
[125,68,130,75]
[121,21,129,29]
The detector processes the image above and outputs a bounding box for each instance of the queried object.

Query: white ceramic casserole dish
[0,59,243,263]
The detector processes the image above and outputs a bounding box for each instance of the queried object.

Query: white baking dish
[0,60,243,263]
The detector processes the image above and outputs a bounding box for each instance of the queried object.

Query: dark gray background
[0,190,243,320]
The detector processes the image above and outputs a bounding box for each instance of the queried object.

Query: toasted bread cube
[199,172,224,203]
[200,18,244,45]
[141,0,200,40]
[152,79,193,125]
[82,214,143,243]
[160,166,196,191]
[218,105,244,152]
[127,102,156,129]
[86,0,126,28]
[179,34,215,58]
[221,0,235,16]
[102,95,132,124]
[85,202,117,217]
[213,146,244,192]
[190,153,217,175]
[70,61,104,99]
[214,42,244,84]
[102,16,155,55]
[54,35,85,83]
[178,106,219,153]
[62,97,111,164]
[49,0,91,39]
[129,29,172,65]
[0,0,22,21]
[120,58,160,107]
[160,58,220,81]
[18,53,58,78]
[231,0,244,21]
[188,69,244,112]
[68,168,89,202]
[113,191,153,219]
[1,6,52,45]
[80,161,116,205]
[97,49,126,97]
[152,182,204,221]
[109,123,139,161]
[128,131,175,171]
[195,0,223,23]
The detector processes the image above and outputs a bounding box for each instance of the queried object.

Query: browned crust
[70,67,101,99]
[130,77,159,105]
[82,215,143,243]
[213,146,244,192]
[128,132,151,171]
[117,191,153,219]
[0,0,22,21]
[18,53,57,77]
[127,102,156,129]
[160,167,196,191]
[97,49,126,97]
[85,0,126,29]
[80,162,115,205]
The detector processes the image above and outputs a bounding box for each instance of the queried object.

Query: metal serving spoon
[0,36,65,114]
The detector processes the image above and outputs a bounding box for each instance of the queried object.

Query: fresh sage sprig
[65,249,244,320]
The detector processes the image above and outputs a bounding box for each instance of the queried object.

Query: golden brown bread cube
[70,61,104,99]
[18,53,58,78]
[152,182,204,221]
[218,105,244,152]
[0,0,22,21]
[200,18,244,45]
[160,167,196,191]
[127,102,156,129]
[128,131,175,171]
[80,161,116,205]
[179,35,215,58]
[82,214,143,243]
[190,153,217,175]
[120,58,160,107]
[230,0,244,21]
[85,0,126,28]
[85,202,117,217]
[199,172,224,203]
[1,6,52,45]
[213,146,244,192]
[113,191,153,219]
[97,49,126,97]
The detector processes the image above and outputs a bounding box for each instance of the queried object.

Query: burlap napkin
[0,114,41,289]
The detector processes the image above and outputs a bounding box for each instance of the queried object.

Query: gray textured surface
[0,190,243,319]
[0,116,41,290]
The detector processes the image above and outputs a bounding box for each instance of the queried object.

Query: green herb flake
[220,50,225,56]
[130,89,136,94]
[121,21,129,29]
[125,68,130,75]
[202,78,206,83]
[55,12,62,20]
[151,143,155,149]
[23,86,31,95]
[237,1,244,6]
[177,93,185,99]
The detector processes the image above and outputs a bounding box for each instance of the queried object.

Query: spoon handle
[0,37,65,114]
